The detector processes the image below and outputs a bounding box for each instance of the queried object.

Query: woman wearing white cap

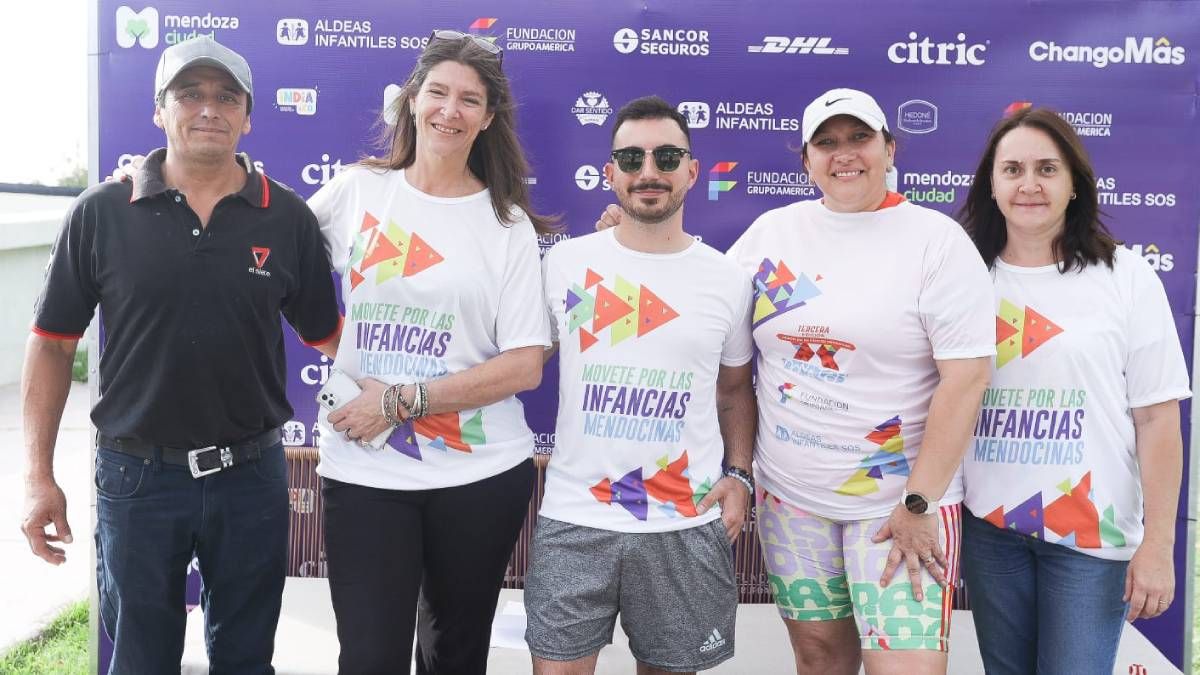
[723,87,994,674]
[599,89,994,672]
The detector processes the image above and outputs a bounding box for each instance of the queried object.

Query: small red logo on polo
[251,247,271,269]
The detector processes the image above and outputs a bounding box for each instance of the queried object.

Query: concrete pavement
[0,380,91,654]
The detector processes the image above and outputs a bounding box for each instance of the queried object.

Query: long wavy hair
[361,36,556,234]
[959,107,1115,272]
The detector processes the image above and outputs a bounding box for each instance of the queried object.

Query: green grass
[70,347,87,383]
[0,601,88,674]
[1194,536,1199,674]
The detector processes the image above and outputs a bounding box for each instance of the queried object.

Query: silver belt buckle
[188,446,234,478]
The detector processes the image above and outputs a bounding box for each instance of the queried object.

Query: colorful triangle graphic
[584,268,604,289]
[592,284,635,332]
[1021,306,1064,357]
[637,285,679,337]
[405,232,445,277]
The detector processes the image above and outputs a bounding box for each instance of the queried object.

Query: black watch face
[904,493,929,514]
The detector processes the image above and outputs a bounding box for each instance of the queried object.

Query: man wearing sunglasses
[21,36,340,673]
[527,96,756,674]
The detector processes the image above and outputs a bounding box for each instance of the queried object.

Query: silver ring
[1157,600,1169,605]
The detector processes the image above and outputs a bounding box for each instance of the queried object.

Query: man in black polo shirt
[20,36,340,674]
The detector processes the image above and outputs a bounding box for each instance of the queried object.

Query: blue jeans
[961,508,1128,675]
[95,442,288,675]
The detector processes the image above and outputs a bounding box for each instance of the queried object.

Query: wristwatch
[901,489,940,515]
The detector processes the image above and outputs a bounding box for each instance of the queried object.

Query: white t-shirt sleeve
[1124,258,1192,407]
[721,267,755,366]
[918,223,996,360]
[306,170,351,272]
[495,218,552,351]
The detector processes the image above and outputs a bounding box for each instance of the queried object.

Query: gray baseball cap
[154,36,254,113]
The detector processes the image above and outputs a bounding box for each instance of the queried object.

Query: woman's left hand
[872,504,948,602]
[328,378,394,445]
[1124,541,1175,620]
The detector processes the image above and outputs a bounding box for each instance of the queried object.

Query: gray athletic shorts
[524,516,737,671]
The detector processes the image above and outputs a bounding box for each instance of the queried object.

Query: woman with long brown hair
[958,107,1189,675]
[309,32,554,673]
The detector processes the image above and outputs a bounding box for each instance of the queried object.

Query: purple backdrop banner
[95,0,1199,670]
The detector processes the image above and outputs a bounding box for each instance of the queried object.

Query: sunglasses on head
[429,30,504,63]
[610,146,692,173]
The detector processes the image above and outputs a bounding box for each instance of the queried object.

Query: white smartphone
[316,370,392,450]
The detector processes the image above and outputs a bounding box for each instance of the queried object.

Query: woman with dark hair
[307,32,553,673]
[958,107,1189,675]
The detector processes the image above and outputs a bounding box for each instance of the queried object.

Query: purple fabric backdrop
[96,1,1199,670]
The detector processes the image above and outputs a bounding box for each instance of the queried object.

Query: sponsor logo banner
[1029,36,1185,68]
[613,27,711,56]
[897,99,937,134]
[276,88,317,115]
[748,36,848,55]
[888,32,987,65]
[572,92,613,126]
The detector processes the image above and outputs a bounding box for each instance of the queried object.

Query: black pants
[322,459,535,674]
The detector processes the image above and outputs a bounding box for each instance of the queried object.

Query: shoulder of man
[58,180,135,230]
[78,179,135,206]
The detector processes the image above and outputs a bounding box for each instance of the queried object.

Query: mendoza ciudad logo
[117,5,241,48]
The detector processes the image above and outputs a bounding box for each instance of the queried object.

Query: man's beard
[617,180,685,225]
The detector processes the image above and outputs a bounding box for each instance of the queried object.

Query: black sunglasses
[610,146,692,173]
[429,30,504,63]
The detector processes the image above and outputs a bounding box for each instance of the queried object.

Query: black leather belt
[97,428,282,478]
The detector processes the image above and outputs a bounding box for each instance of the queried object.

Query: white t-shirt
[963,247,1191,561]
[726,197,994,520]
[540,228,754,532]
[307,167,550,490]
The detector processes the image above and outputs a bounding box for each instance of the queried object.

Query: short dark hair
[611,96,691,146]
[959,107,1115,272]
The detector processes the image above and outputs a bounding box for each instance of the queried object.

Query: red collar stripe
[259,174,270,208]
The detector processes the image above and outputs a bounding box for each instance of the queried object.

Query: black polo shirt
[33,148,341,447]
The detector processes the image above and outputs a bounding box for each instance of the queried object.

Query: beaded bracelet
[722,466,754,493]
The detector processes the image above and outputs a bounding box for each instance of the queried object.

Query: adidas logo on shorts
[699,628,727,653]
